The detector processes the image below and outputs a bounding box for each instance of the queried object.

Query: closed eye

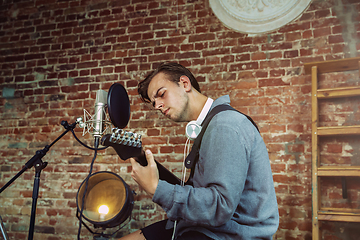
[152,90,166,108]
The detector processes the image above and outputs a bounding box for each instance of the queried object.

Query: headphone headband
[186,98,213,140]
[196,98,214,125]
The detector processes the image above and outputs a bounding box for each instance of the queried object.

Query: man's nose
[154,100,163,110]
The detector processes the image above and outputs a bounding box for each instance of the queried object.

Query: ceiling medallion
[209,0,312,34]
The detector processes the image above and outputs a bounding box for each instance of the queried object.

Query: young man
[119,62,279,240]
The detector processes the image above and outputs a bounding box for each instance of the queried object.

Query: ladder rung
[304,56,360,74]
[317,86,360,99]
[317,125,360,135]
[318,210,360,222]
[317,166,360,176]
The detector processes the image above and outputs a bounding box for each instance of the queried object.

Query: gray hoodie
[153,95,279,239]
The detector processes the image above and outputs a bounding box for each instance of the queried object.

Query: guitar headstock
[108,128,142,148]
[101,128,145,163]
[101,128,182,184]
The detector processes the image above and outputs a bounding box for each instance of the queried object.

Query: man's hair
[138,62,201,103]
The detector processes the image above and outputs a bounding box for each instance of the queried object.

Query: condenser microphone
[76,83,129,147]
[93,89,108,141]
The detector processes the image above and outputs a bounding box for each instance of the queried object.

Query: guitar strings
[171,137,191,240]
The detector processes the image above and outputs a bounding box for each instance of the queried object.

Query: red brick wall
[0,0,360,239]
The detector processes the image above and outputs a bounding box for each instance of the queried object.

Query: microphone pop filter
[107,83,130,129]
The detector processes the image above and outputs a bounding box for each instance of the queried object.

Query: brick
[103,28,126,37]
[80,69,89,76]
[150,8,167,16]
[279,22,311,33]
[99,9,111,17]
[262,42,293,51]
[57,64,76,71]
[76,61,98,69]
[189,33,215,42]
[175,52,201,59]
[25,53,45,60]
[152,23,176,31]
[36,24,56,32]
[315,9,331,19]
[287,144,304,153]
[326,143,342,153]
[300,49,313,56]
[5,55,25,62]
[99,59,122,66]
[130,25,152,36]
[15,27,34,34]
[313,27,331,38]
[332,43,345,54]
[229,62,259,72]
[235,53,251,62]
[332,25,343,34]
[13,68,32,75]
[203,48,230,57]
[284,50,298,58]
[113,42,136,50]
[329,34,344,44]
[259,78,290,87]
[260,59,290,68]
[285,32,302,41]
[232,45,259,53]
[162,36,187,45]
[251,52,266,60]
[270,69,285,77]
[57,21,78,29]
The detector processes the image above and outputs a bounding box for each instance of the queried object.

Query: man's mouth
[163,108,169,116]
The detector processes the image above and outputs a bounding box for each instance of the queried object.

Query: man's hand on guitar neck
[130,149,160,197]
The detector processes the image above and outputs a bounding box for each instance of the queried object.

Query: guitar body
[101,129,181,185]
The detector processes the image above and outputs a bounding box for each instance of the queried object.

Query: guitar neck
[101,132,181,185]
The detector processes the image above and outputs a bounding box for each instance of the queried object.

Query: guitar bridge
[109,128,142,148]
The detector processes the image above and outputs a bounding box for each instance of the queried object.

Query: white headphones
[185,98,214,140]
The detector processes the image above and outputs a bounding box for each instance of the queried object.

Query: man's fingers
[128,150,159,196]
[129,158,139,180]
[145,149,155,165]
[129,157,136,165]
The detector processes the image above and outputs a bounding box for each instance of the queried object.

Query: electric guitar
[101,128,181,185]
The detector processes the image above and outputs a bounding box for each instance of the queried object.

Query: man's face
[147,72,190,122]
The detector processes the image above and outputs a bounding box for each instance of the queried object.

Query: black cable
[71,130,108,151]
[69,124,110,239]
[77,137,100,240]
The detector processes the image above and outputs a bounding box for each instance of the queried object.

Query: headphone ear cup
[185,121,202,140]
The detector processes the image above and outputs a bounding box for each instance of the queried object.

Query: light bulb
[98,205,109,221]
[98,205,109,214]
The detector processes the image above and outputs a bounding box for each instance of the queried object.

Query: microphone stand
[0,215,9,240]
[0,120,78,240]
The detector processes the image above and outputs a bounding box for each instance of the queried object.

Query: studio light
[76,171,134,235]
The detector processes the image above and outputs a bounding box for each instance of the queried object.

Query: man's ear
[179,75,192,92]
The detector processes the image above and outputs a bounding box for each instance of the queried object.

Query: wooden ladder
[304,57,360,239]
